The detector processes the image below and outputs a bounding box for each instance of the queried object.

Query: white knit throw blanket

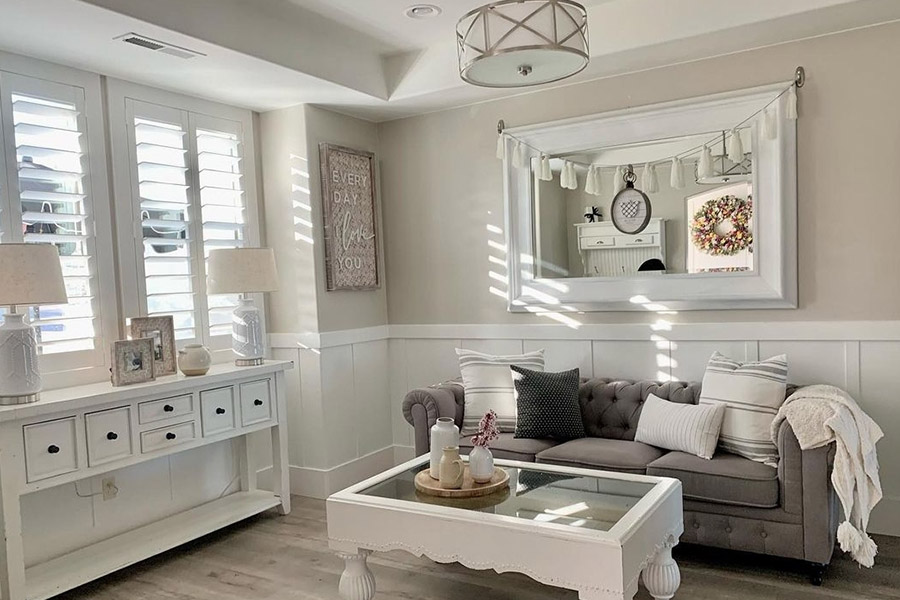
[771,384,883,567]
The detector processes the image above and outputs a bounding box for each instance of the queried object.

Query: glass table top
[360,462,656,533]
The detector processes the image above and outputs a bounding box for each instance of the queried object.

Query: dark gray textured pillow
[512,365,585,440]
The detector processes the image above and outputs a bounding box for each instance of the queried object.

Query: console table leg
[338,550,376,600]
[642,540,681,600]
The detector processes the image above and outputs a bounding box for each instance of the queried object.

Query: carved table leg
[338,550,376,600]
[642,538,681,600]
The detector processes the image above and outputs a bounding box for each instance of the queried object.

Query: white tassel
[559,161,569,189]
[670,157,685,189]
[838,521,878,567]
[540,155,552,181]
[591,166,602,196]
[567,162,578,190]
[496,133,506,160]
[764,107,778,140]
[728,129,744,164]
[613,166,625,195]
[698,145,713,179]
[641,163,658,193]
[584,166,595,195]
[513,142,528,169]
[786,85,798,120]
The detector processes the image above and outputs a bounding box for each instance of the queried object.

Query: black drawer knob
[254,399,263,406]
[107,431,118,441]
[216,407,226,415]
[47,444,60,454]
[166,432,176,440]
[163,404,174,412]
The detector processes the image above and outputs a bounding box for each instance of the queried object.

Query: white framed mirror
[503,83,797,312]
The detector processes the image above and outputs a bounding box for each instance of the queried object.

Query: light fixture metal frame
[456,0,590,88]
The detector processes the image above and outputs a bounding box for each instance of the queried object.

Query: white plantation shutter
[124,100,250,347]
[0,72,104,357]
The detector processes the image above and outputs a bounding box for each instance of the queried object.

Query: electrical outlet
[101,477,118,501]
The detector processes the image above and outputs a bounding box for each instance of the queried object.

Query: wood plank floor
[57,496,900,600]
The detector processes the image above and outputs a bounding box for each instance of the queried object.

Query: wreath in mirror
[690,195,753,256]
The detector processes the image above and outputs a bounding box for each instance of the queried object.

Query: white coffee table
[327,456,683,600]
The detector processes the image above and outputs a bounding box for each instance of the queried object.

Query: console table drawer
[623,234,656,247]
[138,394,193,425]
[240,380,272,426]
[140,421,196,453]
[579,235,616,250]
[200,387,236,437]
[24,417,79,482]
[85,407,133,467]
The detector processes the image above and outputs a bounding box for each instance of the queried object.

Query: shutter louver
[134,115,198,341]
[197,127,245,338]
[12,93,97,354]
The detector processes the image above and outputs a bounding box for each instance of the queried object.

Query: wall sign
[319,143,379,291]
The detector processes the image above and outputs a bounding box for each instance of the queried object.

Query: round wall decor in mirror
[610,166,652,235]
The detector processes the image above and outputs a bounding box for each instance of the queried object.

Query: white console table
[576,219,666,277]
[0,360,292,600]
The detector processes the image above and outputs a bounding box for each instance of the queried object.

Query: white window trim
[0,51,119,389]
[106,79,263,363]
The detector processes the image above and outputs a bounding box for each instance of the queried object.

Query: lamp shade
[207,248,279,294]
[0,244,67,307]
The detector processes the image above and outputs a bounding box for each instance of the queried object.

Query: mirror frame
[503,83,797,312]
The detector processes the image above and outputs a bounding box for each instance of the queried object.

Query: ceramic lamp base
[0,312,42,404]
[231,296,267,366]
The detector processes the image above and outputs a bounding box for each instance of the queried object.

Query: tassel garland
[670,157,685,189]
[763,107,778,140]
[540,155,552,181]
[727,129,744,164]
[584,166,596,195]
[698,145,713,180]
[641,163,658,193]
[786,85,798,120]
[559,161,571,189]
[613,166,625,195]
[496,133,506,160]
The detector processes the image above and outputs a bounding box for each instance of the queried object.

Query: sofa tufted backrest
[578,378,701,440]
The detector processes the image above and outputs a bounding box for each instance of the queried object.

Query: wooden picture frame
[319,143,380,291]
[129,316,177,377]
[111,338,156,387]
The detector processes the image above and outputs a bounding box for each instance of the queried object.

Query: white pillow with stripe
[456,348,545,435]
[635,393,726,459]
[699,352,788,467]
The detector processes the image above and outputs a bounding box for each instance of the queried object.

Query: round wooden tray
[414,467,509,498]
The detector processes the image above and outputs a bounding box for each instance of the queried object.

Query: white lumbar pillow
[456,348,544,435]
[699,351,788,467]
[635,393,726,460]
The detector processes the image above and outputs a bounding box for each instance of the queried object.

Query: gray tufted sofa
[402,377,839,584]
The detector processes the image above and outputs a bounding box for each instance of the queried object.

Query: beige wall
[261,104,387,334]
[378,22,900,325]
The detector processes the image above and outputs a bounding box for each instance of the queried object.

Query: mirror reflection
[533,129,755,279]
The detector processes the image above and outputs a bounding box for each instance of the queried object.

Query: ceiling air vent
[114,33,205,59]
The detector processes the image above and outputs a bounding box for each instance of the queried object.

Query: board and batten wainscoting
[271,321,900,536]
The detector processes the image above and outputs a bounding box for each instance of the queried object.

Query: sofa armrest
[402,382,465,456]
[777,420,839,564]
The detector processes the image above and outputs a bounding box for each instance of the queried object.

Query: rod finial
[497,119,505,134]
[795,66,805,88]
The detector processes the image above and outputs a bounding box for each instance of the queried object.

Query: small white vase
[469,445,494,483]
[178,344,212,376]
[430,417,459,480]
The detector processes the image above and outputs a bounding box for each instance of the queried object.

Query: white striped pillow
[635,394,726,459]
[456,348,544,434]
[699,352,788,467]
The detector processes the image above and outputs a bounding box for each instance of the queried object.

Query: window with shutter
[0,72,105,358]
[122,98,252,348]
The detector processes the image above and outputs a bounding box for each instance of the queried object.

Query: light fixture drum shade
[207,248,279,294]
[0,244,67,307]
[457,0,589,88]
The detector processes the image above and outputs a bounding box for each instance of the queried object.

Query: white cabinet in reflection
[576,219,666,277]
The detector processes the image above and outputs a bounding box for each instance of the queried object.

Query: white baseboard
[284,446,399,499]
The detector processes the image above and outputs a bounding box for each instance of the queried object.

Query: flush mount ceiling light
[456,0,589,88]
[405,4,442,18]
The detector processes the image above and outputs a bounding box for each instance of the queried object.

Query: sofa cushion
[647,451,779,508]
[534,438,665,474]
[512,365,585,440]
[459,433,556,462]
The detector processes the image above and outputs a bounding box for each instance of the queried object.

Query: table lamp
[207,248,279,366]
[0,244,68,404]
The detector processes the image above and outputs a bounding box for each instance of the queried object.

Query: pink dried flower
[472,410,500,447]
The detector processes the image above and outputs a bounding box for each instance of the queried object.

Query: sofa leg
[808,562,828,586]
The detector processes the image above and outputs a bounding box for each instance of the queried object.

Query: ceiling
[0,0,898,121]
